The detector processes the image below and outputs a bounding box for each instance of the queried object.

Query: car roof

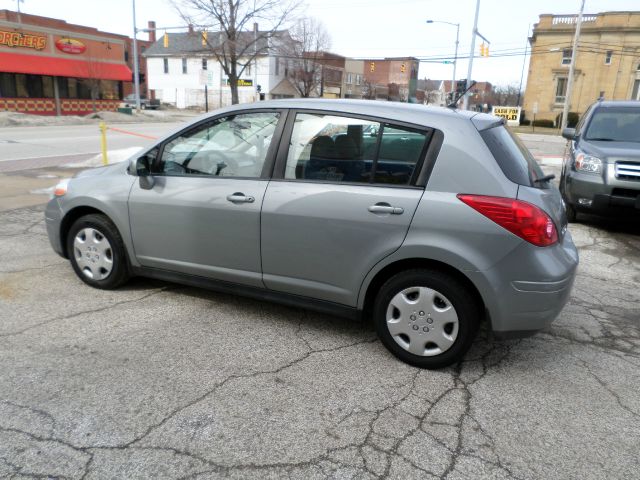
[593,100,640,109]
[212,98,492,129]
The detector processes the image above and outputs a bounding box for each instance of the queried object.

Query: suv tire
[373,269,480,369]
[67,214,129,290]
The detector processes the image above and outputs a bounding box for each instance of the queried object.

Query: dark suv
[561,100,640,221]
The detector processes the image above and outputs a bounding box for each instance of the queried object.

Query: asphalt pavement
[0,123,183,172]
[0,131,639,479]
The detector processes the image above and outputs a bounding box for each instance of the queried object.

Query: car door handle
[368,203,404,215]
[226,193,255,203]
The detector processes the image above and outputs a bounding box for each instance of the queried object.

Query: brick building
[523,11,640,125]
[363,57,419,102]
[0,10,151,115]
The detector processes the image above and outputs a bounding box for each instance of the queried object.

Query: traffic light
[479,43,489,57]
[370,61,375,72]
[201,31,208,46]
[400,63,406,73]
[163,33,169,48]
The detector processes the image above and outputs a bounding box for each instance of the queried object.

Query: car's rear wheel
[67,214,129,289]
[373,269,480,369]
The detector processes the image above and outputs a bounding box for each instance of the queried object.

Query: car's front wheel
[373,269,480,369]
[67,214,129,289]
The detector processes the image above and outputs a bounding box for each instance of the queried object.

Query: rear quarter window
[480,125,545,187]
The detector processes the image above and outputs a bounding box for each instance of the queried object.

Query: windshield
[480,125,546,187]
[584,107,640,142]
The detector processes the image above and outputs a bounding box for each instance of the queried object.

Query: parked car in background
[561,100,640,221]
[122,94,160,110]
[45,99,578,369]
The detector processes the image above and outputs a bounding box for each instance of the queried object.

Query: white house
[143,28,298,109]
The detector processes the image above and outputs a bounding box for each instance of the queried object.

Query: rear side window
[285,113,431,186]
[480,125,545,187]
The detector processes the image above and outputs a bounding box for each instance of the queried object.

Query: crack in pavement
[0,288,170,338]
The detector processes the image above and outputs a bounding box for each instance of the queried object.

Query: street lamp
[426,20,460,103]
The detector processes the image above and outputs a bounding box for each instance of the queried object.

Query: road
[0,123,183,172]
[0,130,639,479]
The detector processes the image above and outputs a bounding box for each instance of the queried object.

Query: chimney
[188,24,194,34]
[148,21,156,42]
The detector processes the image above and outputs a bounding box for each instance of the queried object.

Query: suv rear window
[480,125,545,187]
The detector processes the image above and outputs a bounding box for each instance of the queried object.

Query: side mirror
[132,154,155,189]
[562,128,576,140]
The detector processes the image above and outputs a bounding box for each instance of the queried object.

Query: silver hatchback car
[45,99,578,368]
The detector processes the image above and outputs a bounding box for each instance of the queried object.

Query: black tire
[66,214,130,289]
[373,269,480,369]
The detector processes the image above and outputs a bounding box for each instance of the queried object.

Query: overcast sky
[2,0,639,87]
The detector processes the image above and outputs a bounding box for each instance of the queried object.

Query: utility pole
[463,0,481,110]
[561,0,585,131]
[132,0,141,111]
[453,23,459,102]
[517,24,531,106]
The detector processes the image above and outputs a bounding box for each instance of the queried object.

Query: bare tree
[490,84,521,106]
[280,17,331,98]
[173,0,300,104]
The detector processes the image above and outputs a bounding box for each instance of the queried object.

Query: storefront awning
[0,52,132,81]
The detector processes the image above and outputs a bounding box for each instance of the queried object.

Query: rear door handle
[368,203,404,215]
[226,192,255,203]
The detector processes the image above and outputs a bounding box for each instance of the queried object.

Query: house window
[124,51,129,62]
[632,79,640,100]
[202,58,208,70]
[163,58,169,74]
[562,48,572,65]
[355,74,362,85]
[555,77,567,103]
[605,50,613,65]
[275,58,279,76]
[346,73,353,84]
[182,58,188,74]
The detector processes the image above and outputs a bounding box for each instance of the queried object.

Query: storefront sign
[492,106,521,126]
[226,78,253,87]
[0,30,46,50]
[55,38,87,55]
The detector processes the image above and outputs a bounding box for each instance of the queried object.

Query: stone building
[523,11,640,125]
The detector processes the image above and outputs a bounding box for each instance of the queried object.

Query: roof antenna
[447,81,476,109]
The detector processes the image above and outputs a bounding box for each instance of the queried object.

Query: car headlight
[575,153,602,174]
[53,179,71,197]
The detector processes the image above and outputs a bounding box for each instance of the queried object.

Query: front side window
[284,113,429,185]
[555,77,567,103]
[158,112,280,177]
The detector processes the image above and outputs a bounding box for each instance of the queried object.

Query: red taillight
[457,194,558,247]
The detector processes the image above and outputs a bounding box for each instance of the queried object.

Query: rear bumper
[468,230,579,336]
